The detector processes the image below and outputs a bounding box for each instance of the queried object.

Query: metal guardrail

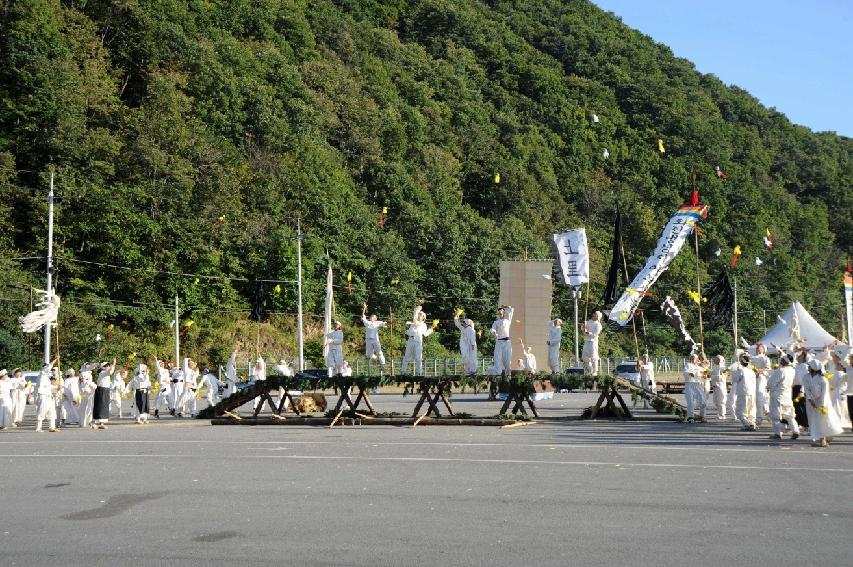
[228,355,691,378]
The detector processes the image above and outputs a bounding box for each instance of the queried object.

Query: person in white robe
[34,366,61,433]
[582,312,603,375]
[128,363,152,424]
[733,353,757,430]
[362,304,387,370]
[751,344,771,426]
[454,311,478,375]
[251,356,267,411]
[78,370,96,428]
[10,368,29,427]
[0,369,13,429]
[709,355,728,419]
[178,358,199,417]
[225,349,238,397]
[802,359,844,447]
[402,303,436,376]
[767,354,800,439]
[490,305,514,376]
[110,367,128,419]
[683,354,708,422]
[60,368,80,426]
[547,319,562,374]
[519,340,537,374]
[325,322,345,377]
[152,359,171,419]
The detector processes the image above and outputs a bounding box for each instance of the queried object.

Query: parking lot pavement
[1,394,851,567]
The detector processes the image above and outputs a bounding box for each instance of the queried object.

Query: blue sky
[591,0,852,137]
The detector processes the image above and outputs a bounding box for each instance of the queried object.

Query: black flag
[602,211,623,308]
[704,269,734,328]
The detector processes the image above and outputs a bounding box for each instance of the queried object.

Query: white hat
[65,368,76,377]
[0,369,7,378]
[463,318,473,327]
[80,370,93,379]
[807,359,824,373]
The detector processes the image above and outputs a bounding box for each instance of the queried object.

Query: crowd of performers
[635,342,853,448]
[3,300,850,448]
[0,357,223,431]
[325,302,605,378]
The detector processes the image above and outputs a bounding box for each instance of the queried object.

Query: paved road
[1,394,852,567]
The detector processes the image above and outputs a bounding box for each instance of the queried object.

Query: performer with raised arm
[92,358,115,429]
[519,339,537,374]
[582,311,603,375]
[325,322,345,377]
[401,301,436,376]
[490,305,514,376]
[225,348,238,397]
[128,363,152,424]
[547,319,562,375]
[110,367,128,419]
[453,309,478,376]
[362,303,387,371]
[251,356,267,410]
[637,353,656,394]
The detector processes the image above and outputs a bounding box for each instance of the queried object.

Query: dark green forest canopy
[1,0,850,367]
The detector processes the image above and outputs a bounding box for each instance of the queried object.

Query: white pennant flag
[552,228,589,287]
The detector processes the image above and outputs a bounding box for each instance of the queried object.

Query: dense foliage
[1,0,850,368]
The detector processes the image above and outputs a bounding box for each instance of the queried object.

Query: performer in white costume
[582,312,603,375]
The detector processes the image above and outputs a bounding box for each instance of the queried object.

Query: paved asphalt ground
[2,392,852,567]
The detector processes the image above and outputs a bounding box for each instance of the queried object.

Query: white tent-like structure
[754,301,836,353]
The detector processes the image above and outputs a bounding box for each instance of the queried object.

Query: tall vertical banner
[844,270,852,344]
[608,204,708,326]
[552,228,589,287]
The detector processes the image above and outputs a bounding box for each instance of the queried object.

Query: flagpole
[296,218,304,372]
[174,295,180,364]
[43,169,55,365]
[619,230,641,361]
[732,276,738,358]
[573,287,580,364]
[694,231,705,357]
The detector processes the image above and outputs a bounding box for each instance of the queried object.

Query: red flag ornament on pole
[731,245,742,269]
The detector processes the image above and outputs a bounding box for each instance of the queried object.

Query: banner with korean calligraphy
[552,228,589,287]
[608,204,709,326]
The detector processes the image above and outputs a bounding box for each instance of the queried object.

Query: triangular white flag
[592,113,600,124]
[602,148,610,159]
[714,248,721,257]
[755,257,763,266]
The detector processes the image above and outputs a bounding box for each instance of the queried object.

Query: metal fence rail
[230,355,691,378]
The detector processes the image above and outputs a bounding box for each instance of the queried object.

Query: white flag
[552,228,589,287]
[609,204,708,326]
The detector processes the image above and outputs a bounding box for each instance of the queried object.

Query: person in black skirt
[792,350,810,431]
[92,358,116,429]
[129,363,152,424]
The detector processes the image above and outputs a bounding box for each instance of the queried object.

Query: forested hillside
[1,0,850,368]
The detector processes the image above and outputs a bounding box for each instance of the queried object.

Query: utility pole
[174,295,180,364]
[732,277,738,359]
[43,170,55,364]
[296,218,304,372]
[573,287,580,364]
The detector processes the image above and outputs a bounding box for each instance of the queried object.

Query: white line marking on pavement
[0,439,850,457]
[2,453,852,473]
